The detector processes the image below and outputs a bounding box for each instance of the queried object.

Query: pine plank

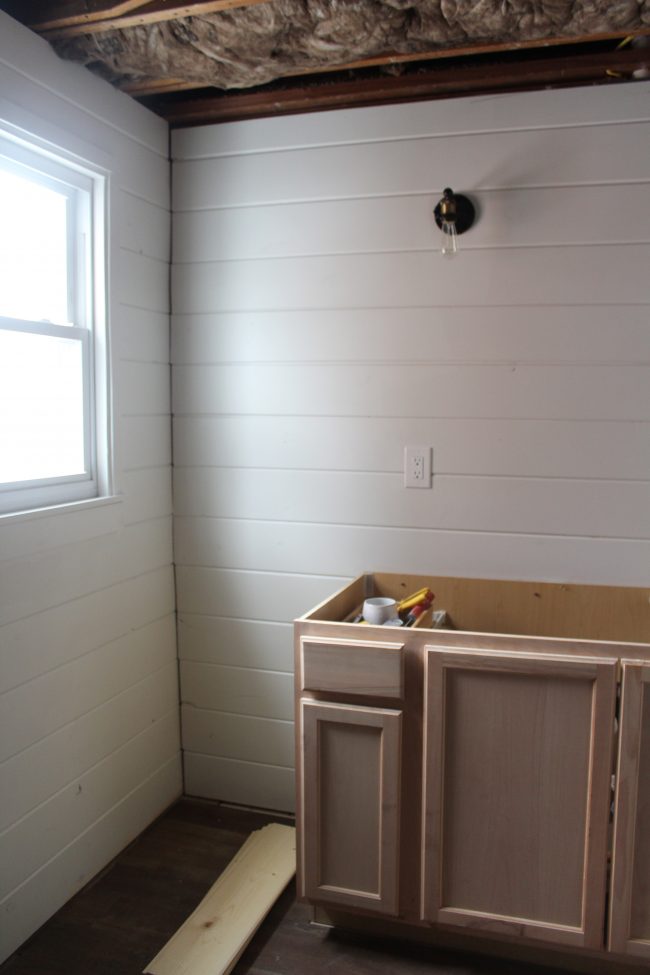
[172,246,650,313]
[172,361,650,422]
[143,823,296,975]
[181,706,294,768]
[180,662,292,720]
[172,123,650,210]
[171,82,650,159]
[173,185,650,263]
[171,415,650,481]
[183,754,295,811]
[173,468,650,540]
[175,528,650,589]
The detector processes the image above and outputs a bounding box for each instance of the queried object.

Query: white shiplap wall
[0,13,180,961]
[171,83,650,815]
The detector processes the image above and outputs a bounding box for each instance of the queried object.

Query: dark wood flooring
[1,799,566,975]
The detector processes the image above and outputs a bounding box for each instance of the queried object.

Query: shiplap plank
[172,122,650,211]
[173,472,650,541]
[0,565,174,694]
[174,184,650,264]
[117,249,170,315]
[0,12,167,155]
[0,500,123,564]
[172,246,650,313]
[184,753,295,813]
[113,306,170,365]
[171,306,650,366]
[176,492,650,568]
[175,567,349,621]
[172,363,650,422]
[0,758,181,963]
[180,663,292,721]
[120,416,171,471]
[118,191,170,263]
[0,615,177,761]
[122,467,173,525]
[0,665,178,832]
[1,710,179,899]
[172,416,650,481]
[182,707,293,768]
[178,615,292,671]
[175,530,650,589]
[0,83,168,210]
[117,362,170,416]
[0,517,172,627]
[172,82,650,159]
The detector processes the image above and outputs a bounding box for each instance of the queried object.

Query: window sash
[0,148,92,329]
[0,317,93,492]
[0,134,102,515]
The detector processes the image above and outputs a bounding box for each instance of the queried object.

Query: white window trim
[0,126,113,516]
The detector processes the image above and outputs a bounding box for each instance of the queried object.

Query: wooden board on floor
[144,823,296,975]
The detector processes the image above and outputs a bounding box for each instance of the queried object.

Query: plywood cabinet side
[609,663,650,959]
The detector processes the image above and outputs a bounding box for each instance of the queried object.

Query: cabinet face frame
[421,647,618,949]
[300,699,402,915]
[609,661,650,959]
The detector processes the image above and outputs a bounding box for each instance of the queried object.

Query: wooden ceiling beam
[16,0,270,37]
[2,1,152,28]
[154,47,650,127]
[331,29,650,74]
[122,76,203,94]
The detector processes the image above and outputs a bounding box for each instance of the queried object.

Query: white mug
[363,597,398,625]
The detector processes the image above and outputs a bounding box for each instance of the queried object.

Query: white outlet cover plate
[404,445,432,488]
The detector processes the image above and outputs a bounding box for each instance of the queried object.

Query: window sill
[0,494,123,526]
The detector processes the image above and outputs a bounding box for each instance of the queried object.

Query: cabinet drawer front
[301,637,404,698]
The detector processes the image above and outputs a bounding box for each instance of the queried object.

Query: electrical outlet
[404,445,432,489]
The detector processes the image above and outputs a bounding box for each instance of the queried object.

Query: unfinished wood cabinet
[300,699,401,914]
[295,572,650,973]
[422,647,617,948]
[609,662,650,959]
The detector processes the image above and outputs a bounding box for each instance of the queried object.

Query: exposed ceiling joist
[149,45,650,126]
[3,0,266,36]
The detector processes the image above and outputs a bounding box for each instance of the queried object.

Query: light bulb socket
[434,188,475,235]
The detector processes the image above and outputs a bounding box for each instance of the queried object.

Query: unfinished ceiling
[3,1,650,125]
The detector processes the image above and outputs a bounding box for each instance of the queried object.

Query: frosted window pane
[0,331,85,483]
[0,169,69,324]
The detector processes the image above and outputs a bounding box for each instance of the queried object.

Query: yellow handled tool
[398,587,433,612]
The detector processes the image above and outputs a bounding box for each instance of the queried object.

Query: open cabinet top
[298,572,650,646]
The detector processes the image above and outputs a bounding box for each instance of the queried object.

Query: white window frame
[0,129,111,516]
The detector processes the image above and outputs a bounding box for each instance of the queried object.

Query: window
[0,131,109,515]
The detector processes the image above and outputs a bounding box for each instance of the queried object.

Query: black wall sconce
[433,188,476,257]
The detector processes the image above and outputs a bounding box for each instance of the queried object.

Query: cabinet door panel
[609,662,650,958]
[300,700,401,914]
[422,648,617,948]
